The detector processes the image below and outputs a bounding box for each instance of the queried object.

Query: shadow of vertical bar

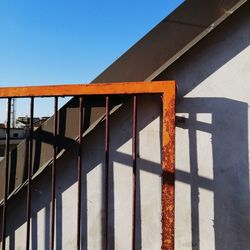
[104,96,109,250]
[1,98,11,250]
[132,95,137,250]
[50,97,58,250]
[77,96,84,249]
[26,97,34,250]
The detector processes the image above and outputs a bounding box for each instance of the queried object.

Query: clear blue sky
[0,0,183,121]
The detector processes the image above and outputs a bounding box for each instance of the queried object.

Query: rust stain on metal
[104,96,110,250]
[0,81,175,98]
[77,96,84,250]
[162,89,176,250]
[0,80,176,248]
[132,95,137,250]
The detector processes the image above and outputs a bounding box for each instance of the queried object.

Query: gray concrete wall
[1,1,250,250]
[0,95,163,250]
[156,2,250,249]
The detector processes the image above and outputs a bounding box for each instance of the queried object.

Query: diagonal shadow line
[0,96,165,246]
[112,151,214,190]
[176,116,212,133]
[0,142,216,248]
[0,95,128,200]
[0,148,216,241]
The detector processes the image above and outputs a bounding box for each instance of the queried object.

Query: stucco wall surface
[0,95,163,250]
[0,2,250,250]
[157,2,250,249]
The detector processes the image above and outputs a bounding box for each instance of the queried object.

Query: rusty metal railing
[0,81,176,250]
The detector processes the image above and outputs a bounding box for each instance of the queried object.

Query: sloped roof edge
[93,0,248,83]
[0,0,248,203]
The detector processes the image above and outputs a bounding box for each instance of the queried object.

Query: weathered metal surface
[50,97,58,250]
[132,95,137,250]
[77,96,84,250]
[26,97,34,250]
[1,98,11,250]
[0,96,121,202]
[0,81,174,97]
[0,81,176,248]
[104,96,110,250]
[162,86,176,250]
[0,1,246,246]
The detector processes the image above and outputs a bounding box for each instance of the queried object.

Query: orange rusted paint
[0,80,176,248]
[0,81,175,98]
[162,87,176,250]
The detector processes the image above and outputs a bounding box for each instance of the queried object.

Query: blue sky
[0,0,183,121]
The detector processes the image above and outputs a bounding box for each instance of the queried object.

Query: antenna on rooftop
[10,98,16,128]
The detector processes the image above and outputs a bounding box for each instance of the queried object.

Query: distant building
[16,116,49,129]
[0,128,28,160]
[0,116,49,159]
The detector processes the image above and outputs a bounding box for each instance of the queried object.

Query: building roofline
[0,0,248,204]
[93,0,248,83]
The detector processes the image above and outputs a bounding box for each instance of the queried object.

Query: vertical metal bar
[26,97,34,250]
[50,97,58,250]
[1,98,11,250]
[104,96,109,250]
[162,90,176,250]
[132,95,137,250]
[77,96,84,250]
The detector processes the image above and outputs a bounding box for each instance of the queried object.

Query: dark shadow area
[9,147,17,194]
[80,157,88,250]
[154,1,250,249]
[0,95,127,200]
[45,204,50,250]
[31,208,38,250]
[176,98,250,250]
[135,143,142,250]
[1,96,248,249]
[0,95,161,249]
[106,161,115,250]
[55,189,62,250]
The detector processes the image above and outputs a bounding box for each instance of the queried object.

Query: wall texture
[157,2,250,249]
[0,1,250,250]
[0,95,163,250]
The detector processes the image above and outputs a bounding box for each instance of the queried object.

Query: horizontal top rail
[0,81,175,98]
[0,79,176,250]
